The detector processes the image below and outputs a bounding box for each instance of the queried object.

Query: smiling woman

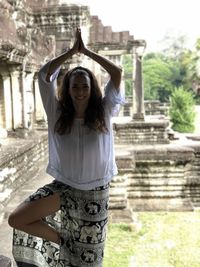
[68,69,91,117]
[8,27,125,267]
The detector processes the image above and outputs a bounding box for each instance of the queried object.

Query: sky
[71,0,200,52]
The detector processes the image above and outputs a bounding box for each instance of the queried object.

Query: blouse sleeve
[38,61,61,118]
[103,79,126,116]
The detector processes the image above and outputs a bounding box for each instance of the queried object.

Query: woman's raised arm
[45,28,80,82]
[78,29,122,91]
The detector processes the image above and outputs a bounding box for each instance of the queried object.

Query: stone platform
[113,116,170,144]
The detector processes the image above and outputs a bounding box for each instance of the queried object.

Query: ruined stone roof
[0,1,18,44]
[89,15,135,50]
[25,0,59,9]
[0,0,55,67]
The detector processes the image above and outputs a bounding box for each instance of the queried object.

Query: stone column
[132,54,145,120]
[20,70,28,129]
[1,73,13,130]
[10,71,23,129]
[21,71,35,129]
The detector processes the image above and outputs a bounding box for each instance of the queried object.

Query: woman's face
[69,73,91,107]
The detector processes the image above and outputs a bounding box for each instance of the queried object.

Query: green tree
[122,54,133,96]
[143,54,174,101]
[143,33,197,103]
[188,38,200,104]
[160,33,194,90]
[169,86,196,133]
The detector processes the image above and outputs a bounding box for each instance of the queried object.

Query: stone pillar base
[132,113,145,121]
[0,128,8,139]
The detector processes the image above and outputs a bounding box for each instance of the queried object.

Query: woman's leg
[8,192,61,244]
[59,184,109,266]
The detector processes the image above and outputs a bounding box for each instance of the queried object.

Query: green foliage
[122,54,133,73]
[122,54,133,96]
[169,86,196,133]
[122,34,200,102]
[143,55,174,101]
[124,79,132,96]
[194,94,200,105]
[166,51,192,90]
[142,34,200,103]
[187,38,200,93]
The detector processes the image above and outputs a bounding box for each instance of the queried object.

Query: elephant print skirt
[12,180,110,267]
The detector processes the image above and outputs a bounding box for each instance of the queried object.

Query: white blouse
[38,61,125,190]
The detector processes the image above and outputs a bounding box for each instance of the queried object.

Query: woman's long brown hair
[54,66,107,135]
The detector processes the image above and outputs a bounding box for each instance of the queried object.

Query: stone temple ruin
[0,0,200,224]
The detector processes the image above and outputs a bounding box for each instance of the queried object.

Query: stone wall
[144,100,169,116]
[187,147,200,208]
[0,131,48,211]
[126,144,196,211]
[113,119,170,144]
[110,142,200,221]
[120,97,170,118]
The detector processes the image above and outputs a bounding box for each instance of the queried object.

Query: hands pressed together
[71,28,87,55]
[47,27,121,90]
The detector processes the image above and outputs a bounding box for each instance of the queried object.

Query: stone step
[109,187,126,196]
[109,196,127,209]
[130,172,189,177]
[109,202,127,210]
[190,197,200,202]
[127,191,186,198]
[115,139,169,145]
[129,197,193,211]
[111,174,128,183]
[127,185,192,192]
[109,209,134,223]
[110,182,127,189]
[128,180,189,186]
[115,157,135,170]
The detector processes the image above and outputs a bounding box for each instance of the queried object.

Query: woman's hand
[71,28,80,54]
[77,28,87,54]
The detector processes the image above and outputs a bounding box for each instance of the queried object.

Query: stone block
[0,255,12,267]
[0,132,48,207]
[128,197,193,211]
[109,209,134,223]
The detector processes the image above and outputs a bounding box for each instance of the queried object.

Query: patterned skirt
[12,180,110,267]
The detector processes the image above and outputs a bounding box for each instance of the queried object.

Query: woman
[8,28,125,267]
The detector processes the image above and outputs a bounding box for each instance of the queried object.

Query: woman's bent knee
[8,212,15,228]
[8,208,28,229]
[8,211,24,229]
[8,192,60,229]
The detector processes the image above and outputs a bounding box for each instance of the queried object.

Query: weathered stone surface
[109,209,135,224]
[114,118,170,144]
[0,130,48,207]
[0,255,12,267]
[111,137,200,212]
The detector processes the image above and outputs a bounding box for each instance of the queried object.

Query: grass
[103,211,200,267]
